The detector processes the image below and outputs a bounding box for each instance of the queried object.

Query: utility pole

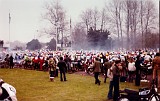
[55,24,57,51]
[9,11,11,52]
[70,17,72,50]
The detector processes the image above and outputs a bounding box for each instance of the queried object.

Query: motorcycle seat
[124,88,139,94]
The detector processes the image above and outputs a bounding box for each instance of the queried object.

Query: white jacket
[107,67,113,81]
[128,62,136,71]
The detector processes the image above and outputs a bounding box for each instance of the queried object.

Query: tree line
[25,0,159,51]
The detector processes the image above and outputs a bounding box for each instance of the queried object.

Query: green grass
[0,68,147,101]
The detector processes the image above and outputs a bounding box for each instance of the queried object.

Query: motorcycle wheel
[141,71,147,80]
[149,94,160,101]
[87,68,93,75]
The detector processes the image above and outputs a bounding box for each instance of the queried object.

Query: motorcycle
[87,64,94,75]
[140,63,152,80]
[118,79,160,101]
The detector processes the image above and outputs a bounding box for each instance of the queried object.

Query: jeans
[108,81,114,99]
[113,75,119,101]
[60,71,66,81]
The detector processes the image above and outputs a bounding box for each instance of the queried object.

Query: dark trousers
[60,70,66,81]
[55,69,58,77]
[10,62,14,69]
[108,80,114,99]
[94,72,100,84]
[34,63,39,70]
[128,71,135,82]
[113,76,119,101]
[104,68,108,83]
[135,71,140,86]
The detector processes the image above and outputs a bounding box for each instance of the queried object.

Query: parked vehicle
[118,76,160,101]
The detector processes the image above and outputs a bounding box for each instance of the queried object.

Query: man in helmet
[0,79,17,101]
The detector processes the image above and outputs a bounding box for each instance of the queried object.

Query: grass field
[0,68,148,101]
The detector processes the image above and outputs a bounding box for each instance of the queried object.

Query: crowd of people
[0,49,160,101]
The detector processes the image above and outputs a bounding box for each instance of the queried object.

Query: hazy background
[0,0,107,43]
[0,0,158,43]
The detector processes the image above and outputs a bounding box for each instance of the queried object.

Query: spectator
[107,63,114,100]
[54,56,59,77]
[93,57,101,85]
[127,58,136,82]
[9,55,14,69]
[103,59,111,83]
[49,58,56,81]
[64,55,71,72]
[152,52,160,90]
[33,56,39,70]
[111,60,122,101]
[135,55,141,86]
[4,54,9,68]
[39,56,44,71]
[57,57,67,81]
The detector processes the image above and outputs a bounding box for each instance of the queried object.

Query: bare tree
[80,9,93,34]
[100,8,106,31]
[93,7,100,30]
[143,1,157,49]
[140,1,144,49]
[118,1,124,49]
[126,0,131,50]
[128,1,140,49]
[100,8,110,32]
[41,0,68,50]
[106,0,124,49]
[72,22,87,49]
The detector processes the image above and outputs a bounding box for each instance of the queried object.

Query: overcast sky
[0,0,159,43]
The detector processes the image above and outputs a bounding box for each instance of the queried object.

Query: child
[49,58,56,81]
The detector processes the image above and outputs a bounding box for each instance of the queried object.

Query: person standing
[64,55,71,72]
[33,56,39,70]
[104,59,111,83]
[57,57,67,81]
[9,55,14,69]
[107,65,114,99]
[49,57,56,81]
[54,56,59,77]
[111,60,122,101]
[93,57,101,85]
[152,52,160,89]
[39,56,44,71]
[135,55,141,86]
[4,54,9,68]
[127,58,136,82]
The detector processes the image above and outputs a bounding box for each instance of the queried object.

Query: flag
[9,13,11,24]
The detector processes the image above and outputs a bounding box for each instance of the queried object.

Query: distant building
[0,40,9,51]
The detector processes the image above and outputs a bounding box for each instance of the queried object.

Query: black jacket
[57,60,66,71]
